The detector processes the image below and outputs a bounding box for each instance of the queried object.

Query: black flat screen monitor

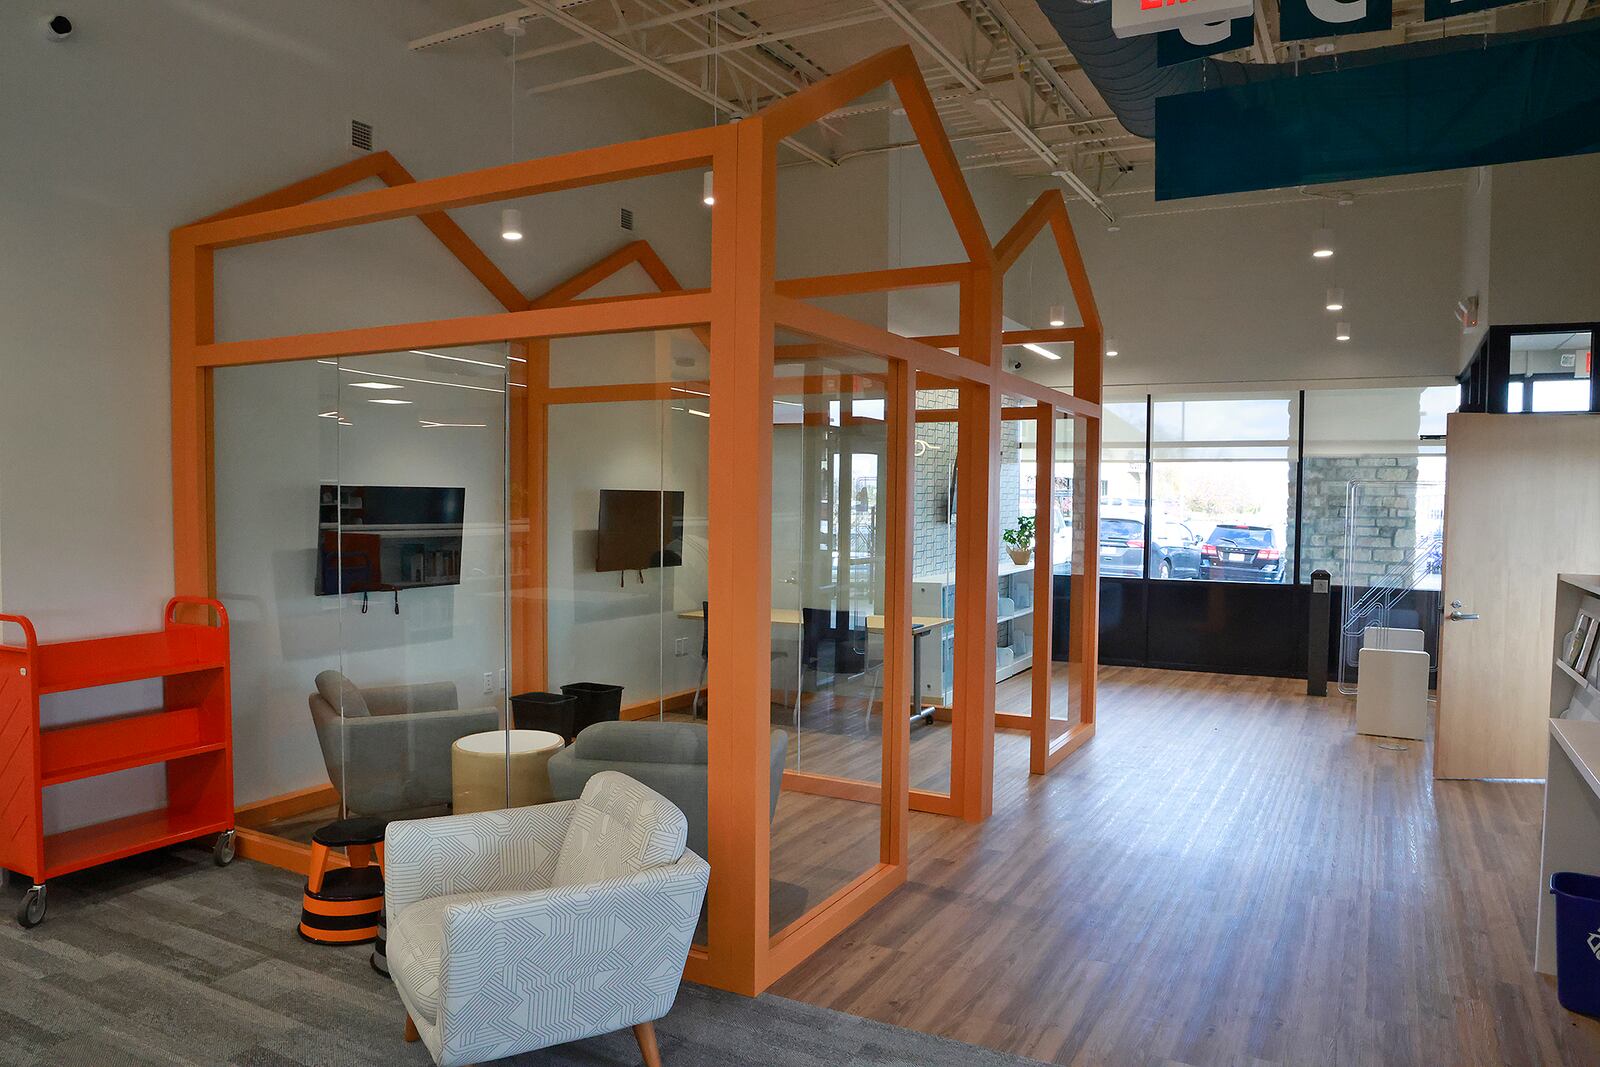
[596,489,684,572]
[316,484,465,595]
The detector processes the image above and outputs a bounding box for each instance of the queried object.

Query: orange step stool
[299,817,386,946]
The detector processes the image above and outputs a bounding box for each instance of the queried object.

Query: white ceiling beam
[515,0,836,167]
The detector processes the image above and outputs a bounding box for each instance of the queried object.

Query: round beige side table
[451,729,565,815]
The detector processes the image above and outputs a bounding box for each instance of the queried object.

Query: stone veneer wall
[1299,455,1421,585]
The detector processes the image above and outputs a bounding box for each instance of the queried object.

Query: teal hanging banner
[1424,0,1520,18]
[1154,22,1600,200]
[1279,0,1391,41]
[1158,16,1254,66]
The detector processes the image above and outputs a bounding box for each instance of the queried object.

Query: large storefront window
[1148,393,1299,584]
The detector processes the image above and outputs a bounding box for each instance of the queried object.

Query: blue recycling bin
[1550,872,1600,1017]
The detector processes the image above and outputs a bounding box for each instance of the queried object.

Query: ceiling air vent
[619,207,634,231]
[350,119,375,153]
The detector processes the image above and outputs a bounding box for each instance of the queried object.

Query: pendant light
[501,17,526,243]
[1312,227,1335,259]
[1335,322,1351,342]
[1324,287,1345,312]
[1048,305,1067,328]
[701,14,718,209]
[1105,338,1119,357]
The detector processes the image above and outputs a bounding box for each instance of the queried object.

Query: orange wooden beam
[774,262,965,300]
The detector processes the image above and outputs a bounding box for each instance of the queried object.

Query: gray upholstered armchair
[307,670,499,818]
[546,720,786,862]
[385,772,709,1067]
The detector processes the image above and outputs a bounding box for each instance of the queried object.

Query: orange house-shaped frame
[170,45,1102,995]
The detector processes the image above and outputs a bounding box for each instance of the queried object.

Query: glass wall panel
[217,344,513,843]
[1047,411,1085,742]
[1150,392,1299,584]
[910,380,958,796]
[996,398,1037,722]
[770,350,890,936]
[334,347,511,818]
[1508,329,1593,413]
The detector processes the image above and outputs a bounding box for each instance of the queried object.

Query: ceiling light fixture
[340,368,504,394]
[501,207,523,242]
[420,420,487,429]
[368,398,413,405]
[1335,321,1351,342]
[1105,338,1119,357]
[701,171,715,207]
[1325,287,1345,312]
[349,381,404,390]
[1048,305,1067,328]
[1312,227,1335,259]
[409,349,506,370]
[1022,343,1062,361]
[682,407,711,418]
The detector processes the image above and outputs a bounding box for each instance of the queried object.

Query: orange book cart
[0,597,235,927]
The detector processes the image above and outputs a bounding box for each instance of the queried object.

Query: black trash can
[1551,872,1600,1018]
[561,682,624,736]
[510,691,577,740]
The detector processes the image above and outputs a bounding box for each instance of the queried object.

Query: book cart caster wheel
[214,830,237,867]
[16,885,46,929]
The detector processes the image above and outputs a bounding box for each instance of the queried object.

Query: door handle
[1448,611,1480,621]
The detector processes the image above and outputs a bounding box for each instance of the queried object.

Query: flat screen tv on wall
[596,489,685,572]
[316,484,466,595]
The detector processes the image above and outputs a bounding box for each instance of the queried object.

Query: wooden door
[1435,413,1600,779]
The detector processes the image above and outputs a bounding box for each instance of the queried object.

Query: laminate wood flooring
[772,666,1600,1067]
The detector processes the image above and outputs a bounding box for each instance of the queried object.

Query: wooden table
[678,608,953,721]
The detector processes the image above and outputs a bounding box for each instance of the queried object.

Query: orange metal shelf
[43,805,233,880]
[34,630,224,694]
[42,738,226,787]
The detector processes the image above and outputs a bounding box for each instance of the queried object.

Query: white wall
[0,0,713,825]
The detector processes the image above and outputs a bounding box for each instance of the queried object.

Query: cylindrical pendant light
[1312,227,1335,259]
[701,170,715,206]
[1325,287,1345,311]
[1048,304,1066,327]
[1335,321,1351,342]
[1104,338,1119,357]
[500,207,523,242]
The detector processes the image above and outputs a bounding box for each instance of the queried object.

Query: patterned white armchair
[384,771,710,1067]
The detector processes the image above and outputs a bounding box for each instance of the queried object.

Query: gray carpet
[0,848,1043,1067]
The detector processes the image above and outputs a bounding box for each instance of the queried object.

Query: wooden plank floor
[771,666,1600,1067]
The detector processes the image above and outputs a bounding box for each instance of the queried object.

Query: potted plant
[1002,515,1035,566]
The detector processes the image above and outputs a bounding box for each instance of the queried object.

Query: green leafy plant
[1002,515,1035,553]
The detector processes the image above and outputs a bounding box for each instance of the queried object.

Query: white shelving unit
[1534,574,1600,976]
[912,558,1035,703]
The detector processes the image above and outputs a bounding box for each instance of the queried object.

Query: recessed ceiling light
[1022,343,1062,361]
[349,381,403,390]
[368,398,413,405]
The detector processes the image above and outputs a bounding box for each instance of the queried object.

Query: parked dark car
[1098,517,1203,579]
[1199,524,1286,583]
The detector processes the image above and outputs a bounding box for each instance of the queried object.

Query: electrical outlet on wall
[674,637,689,658]
[482,672,495,694]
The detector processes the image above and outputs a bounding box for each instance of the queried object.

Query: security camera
[1009,360,1024,371]
[46,14,73,39]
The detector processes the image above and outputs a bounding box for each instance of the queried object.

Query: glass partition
[909,379,958,797]
[1046,410,1085,745]
[770,347,892,936]
[995,398,1037,722]
[218,344,514,843]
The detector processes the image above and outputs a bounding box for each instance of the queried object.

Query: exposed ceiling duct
[1029,0,1200,139]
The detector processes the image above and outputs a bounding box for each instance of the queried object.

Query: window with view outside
[1095,401,1148,578]
[1300,385,1456,591]
[1146,393,1298,583]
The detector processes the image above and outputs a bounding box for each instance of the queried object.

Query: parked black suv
[1199,525,1285,583]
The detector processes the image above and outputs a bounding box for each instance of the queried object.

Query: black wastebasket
[561,682,624,737]
[510,691,577,740]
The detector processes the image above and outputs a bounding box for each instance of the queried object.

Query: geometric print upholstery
[551,770,689,888]
[383,774,709,1067]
